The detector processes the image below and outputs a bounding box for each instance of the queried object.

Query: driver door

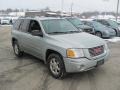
[26,20,44,59]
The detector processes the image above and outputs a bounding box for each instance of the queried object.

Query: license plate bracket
[97,60,104,66]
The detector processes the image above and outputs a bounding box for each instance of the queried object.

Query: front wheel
[47,53,66,79]
[95,32,102,38]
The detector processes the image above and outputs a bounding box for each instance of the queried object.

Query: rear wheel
[13,41,23,57]
[95,32,102,38]
[47,53,66,79]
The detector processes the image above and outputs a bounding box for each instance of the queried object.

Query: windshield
[67,18,83,27]
[107,20,119,28]
[41,19,80,34]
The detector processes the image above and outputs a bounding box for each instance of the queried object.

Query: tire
[114,30,118,36]
[47,53,66,79]
[13,41,23,57]
[95,32,102,38]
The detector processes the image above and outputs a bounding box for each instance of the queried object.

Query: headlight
[67,49,84,58]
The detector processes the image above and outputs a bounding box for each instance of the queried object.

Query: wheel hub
[14,44,19,54]
[50,58,60,75]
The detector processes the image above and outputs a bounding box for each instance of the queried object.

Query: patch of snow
[105,37,120,43]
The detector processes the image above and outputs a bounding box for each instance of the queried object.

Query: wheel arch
[45,49,63,63]
[95,31,102,37]
[12,37,17,46]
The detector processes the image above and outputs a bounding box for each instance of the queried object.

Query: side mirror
[31,30,43,37]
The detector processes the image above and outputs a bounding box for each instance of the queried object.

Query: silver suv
[12,17,109,79]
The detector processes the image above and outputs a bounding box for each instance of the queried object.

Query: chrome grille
[89,46,104,57]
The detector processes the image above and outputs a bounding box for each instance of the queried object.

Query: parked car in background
[11,19,17,24]
[117,21,120,26]
[11,16,19,25]
[82,21,116,38]
[94,19,120,37]
[1,18,10,25]
[12,17,109,79]
[66,17,95,34]
[113,20,120,26]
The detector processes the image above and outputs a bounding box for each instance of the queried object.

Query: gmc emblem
[94,47,102,54]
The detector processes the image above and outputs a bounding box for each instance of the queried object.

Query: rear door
[17,19,30,52]
[12,19,24,46]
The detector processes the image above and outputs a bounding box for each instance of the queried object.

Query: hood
[95,26,115,33]
[110,24,119,29]
[101,27,115,33]
[49,32,105,48]
[107,28,116,33]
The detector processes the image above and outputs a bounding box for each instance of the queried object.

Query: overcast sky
[0,0,118,12]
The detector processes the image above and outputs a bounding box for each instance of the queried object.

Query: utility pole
[116,0,120,21]
[61,0,64,17]
[103,0,119,21]
[70,2,73,16]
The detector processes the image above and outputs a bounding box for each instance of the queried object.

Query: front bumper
[102,32,116,38]
[64,50,109,73]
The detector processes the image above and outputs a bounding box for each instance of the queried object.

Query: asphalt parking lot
[0,26,120,90]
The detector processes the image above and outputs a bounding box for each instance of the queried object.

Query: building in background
[9,12,25,17]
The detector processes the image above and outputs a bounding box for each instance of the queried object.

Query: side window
[28,20,42,33]
[13,19,23,30]
[19,19,30,32]
[82,21,87,25]
[86,22,93,27]
[101,20,110,26]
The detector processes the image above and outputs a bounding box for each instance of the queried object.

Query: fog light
[79,64,85,70]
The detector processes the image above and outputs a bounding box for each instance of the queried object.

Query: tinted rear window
[19,19,30,32]
[13,19,23,30]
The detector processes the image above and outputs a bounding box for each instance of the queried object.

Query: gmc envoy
[12,17,109,79]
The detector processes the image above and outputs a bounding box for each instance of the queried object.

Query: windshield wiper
[48,32,68,34]
[66,31,81,33]
[48,31,81,34]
